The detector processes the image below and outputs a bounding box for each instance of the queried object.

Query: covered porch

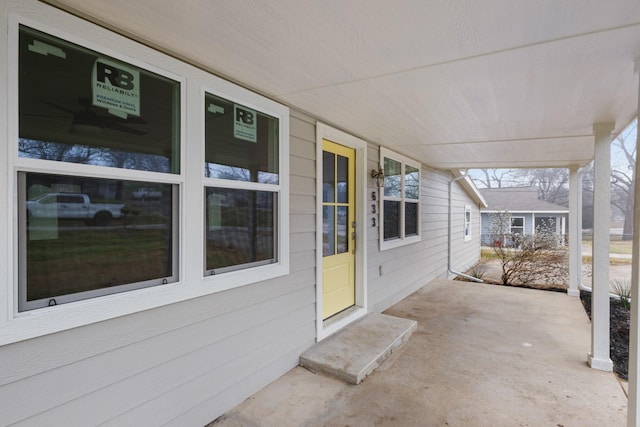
[10,1,640,425]
[211,279,626,426]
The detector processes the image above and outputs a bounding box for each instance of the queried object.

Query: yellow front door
[322,139,356,320]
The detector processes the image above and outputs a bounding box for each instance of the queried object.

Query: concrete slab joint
[300,313,417,385]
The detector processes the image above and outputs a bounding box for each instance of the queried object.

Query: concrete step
[300,313,417,384]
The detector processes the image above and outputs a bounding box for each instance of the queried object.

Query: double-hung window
[510,217,525,236]
[379,148,421,250]
[17,25,181,311]
[203,92,282,275]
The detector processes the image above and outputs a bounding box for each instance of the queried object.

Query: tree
[469,168,569,205]
[19,138,97,164]
[611,120,636,240]
[470,169,519,188]
[516,168,569,205]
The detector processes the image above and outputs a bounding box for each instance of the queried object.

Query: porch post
[627,57,640,427]
[568,166,580,297]
[589,123,614,371]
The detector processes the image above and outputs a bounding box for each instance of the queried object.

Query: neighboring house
[479,187,569,246]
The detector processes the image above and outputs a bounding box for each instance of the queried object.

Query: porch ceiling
[44,0,640,170]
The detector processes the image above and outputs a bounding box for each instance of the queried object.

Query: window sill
[379,235,421,251]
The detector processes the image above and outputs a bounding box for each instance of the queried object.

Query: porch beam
[627,57,640,427]
[589,122,614,371]
[568,166,581,297]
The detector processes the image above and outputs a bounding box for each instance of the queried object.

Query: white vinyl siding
[0,109,316,427]
[368,144,480,313]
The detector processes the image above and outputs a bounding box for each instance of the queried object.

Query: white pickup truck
[27,193,125,226]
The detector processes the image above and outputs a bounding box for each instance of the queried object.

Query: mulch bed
[579,291,630,380]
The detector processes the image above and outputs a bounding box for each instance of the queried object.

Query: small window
[204,92,281,275]
[464,205,472,242]
[379,148,421,250]
[510,217,525,235]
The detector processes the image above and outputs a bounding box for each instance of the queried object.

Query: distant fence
[481,231,632,246]
[582,230,633,241]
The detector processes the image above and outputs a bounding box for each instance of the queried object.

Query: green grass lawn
[609,240,633,255]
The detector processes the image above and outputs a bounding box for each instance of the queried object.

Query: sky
[467,118,638,189]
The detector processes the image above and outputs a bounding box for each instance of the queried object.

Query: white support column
[589,123,614,371]
[568,166,581,297]
[626,57,640,427]
[578,169,584,285]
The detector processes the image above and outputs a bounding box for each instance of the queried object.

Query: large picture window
[204,92,281,275]
[379,148,421,250]
[16,25,181,311]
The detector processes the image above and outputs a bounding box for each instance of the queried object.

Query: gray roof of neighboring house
[479,187,569,213]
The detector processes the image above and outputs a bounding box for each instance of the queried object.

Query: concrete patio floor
[209,279,627,427]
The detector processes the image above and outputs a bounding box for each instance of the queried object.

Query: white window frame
[464,205,472,242]
[510,216,525,235]
[379,147,421,251]
[0,2,289,345]
[200,87,289,292]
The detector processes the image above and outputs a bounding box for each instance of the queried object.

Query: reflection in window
[384,157,402,198]
[323,206,335,256]
[205,188,276,272]
[322,146,352,257]
[384,200,400,240]
[19,25,180,173]
[405,202,418,237]
[20,172,177,311]
[322,151,335,203]
[337,206,349,253]
[337,155,348,203]
[405,165,419,199]
[204,93,279,184]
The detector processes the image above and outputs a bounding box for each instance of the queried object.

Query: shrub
[611,279,631,310]
[489,212,566,286]
[466,262,487,280]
